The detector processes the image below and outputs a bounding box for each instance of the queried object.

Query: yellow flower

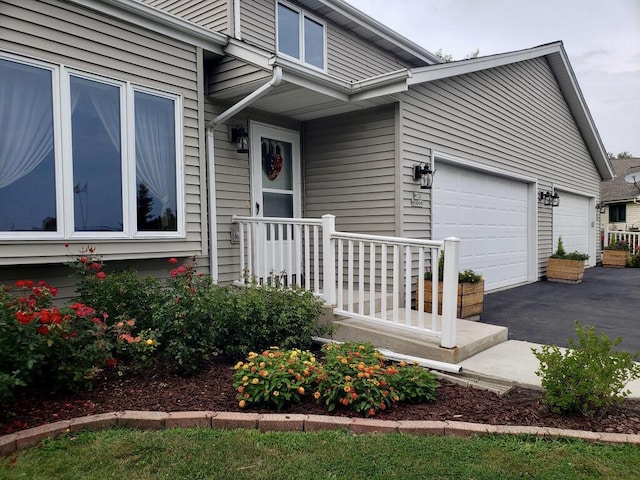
[313,391,321,400]
[234,361,244,370]
[273,391,279,396]
[268,353,275,358]
[238,400,246,408]
[248,352,258,359]
[146,339,154,346]
[259,362,266,368]
[297,386,305,395]
[242,376,249,382]
[344,375,352,382]
[251,378,259,384]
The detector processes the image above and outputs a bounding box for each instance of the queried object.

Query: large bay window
[0,54,183,239]
[277,1,326,70]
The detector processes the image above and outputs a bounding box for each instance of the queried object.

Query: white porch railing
[607,230,640,253]
[232,214,460,349]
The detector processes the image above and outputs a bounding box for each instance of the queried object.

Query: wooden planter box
[546,257,585,284]
[416,279,484,319]
[602,250,629,268]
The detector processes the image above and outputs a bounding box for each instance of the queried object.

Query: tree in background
[434,48,480,63]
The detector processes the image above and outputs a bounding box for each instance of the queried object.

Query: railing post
[322,214,337,305]
[441,237,460,349]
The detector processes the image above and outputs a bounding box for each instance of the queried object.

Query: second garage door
[432,162,531,291]
[552,190,592,266]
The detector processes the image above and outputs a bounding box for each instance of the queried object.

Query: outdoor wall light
[230,125,249,153]
[413,163,434,189]
[538,190,560,207]
[595,202,606,213]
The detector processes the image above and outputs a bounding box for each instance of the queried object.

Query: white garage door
[553,191,591,264]
[433,163,530,291]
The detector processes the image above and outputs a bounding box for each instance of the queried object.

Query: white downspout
[233,0,241,40]
[207,66,283,282]
[206,124,219,282]
[212,66,282,125]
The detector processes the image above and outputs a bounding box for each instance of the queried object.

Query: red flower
[106,357,116,368]
[64,243,69,248]
[15,280,25,288]
[38,325,50,335]
[15,311,32,324]
[168,257,178,264]
[96,271,106,280]
[92,262,101,270]
[80,256,88,264]
[50,287,59,297]
[38,280,47,287]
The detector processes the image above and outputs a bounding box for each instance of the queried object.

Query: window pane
[0,59,56,232]
[135,91,177,231]
[304,16,324,68]
[70,76,123,232]
[278,3,300,59]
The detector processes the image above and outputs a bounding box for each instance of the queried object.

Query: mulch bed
[2,360,640,435]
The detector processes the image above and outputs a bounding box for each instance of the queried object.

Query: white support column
[440,237,460,349]
[322,214,336,305]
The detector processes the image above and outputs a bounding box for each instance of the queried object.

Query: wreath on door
[262,140,283,181]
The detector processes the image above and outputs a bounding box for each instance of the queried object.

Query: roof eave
[67,0,228,54]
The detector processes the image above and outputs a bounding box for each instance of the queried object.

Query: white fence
[607,230,640,254]
[232,214,460,348]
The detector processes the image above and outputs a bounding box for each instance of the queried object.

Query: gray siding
[1,0,206,265]
[304,106,397,236]
[141,0,230,33]
[240,0,410,81]
[205,100,301,284]
[207,57,272,95]
[398,57,601,278]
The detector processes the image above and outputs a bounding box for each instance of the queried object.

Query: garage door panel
[433,163,529,291]
[553,191,590,262]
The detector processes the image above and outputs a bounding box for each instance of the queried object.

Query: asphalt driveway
[481,266,640,353]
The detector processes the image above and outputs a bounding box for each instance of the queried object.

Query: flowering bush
[111,319,160,373]
[316,342,439,417]
[232,347,320,411]
[0,281,112,397]
[151,257,223,375]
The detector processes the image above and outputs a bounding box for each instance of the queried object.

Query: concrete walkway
[458,340,640,398]
[459,267,640,398]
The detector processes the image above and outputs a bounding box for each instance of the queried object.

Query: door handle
[255,202,260,215]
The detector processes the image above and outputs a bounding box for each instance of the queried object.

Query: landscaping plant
[425,251,483,283]
[316,342,439,417]
[232,347,320,411]
[550,236,589,261]
[533,321,640,417]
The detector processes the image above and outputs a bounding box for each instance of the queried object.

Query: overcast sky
[346,0,640,157]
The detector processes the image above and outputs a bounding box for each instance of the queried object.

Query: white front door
[250,122,302,282]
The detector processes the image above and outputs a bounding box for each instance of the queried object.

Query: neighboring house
[1,0,614,297]
[600,158,640,232]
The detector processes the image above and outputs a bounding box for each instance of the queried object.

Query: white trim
[431,151,538,285]
[233,0,242,40]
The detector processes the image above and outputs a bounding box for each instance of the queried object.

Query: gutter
[212,66,283,124]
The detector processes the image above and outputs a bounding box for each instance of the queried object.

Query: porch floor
[329,307,508,365]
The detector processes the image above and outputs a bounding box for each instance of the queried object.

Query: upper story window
[0,53,183,240]
[609,203,626,223]
[277,1,326,70]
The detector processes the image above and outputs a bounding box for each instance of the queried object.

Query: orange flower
[297,386,305,395]
[238,400,246,408]
[313,391,321,400]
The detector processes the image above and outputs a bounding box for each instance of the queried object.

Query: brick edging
[2,411,639,456]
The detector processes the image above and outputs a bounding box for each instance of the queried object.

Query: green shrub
[532,321,640,417]
[627,250,640,268]
[216,284,326,360]
[550,237,589,261]
[604,240,630,251]
[232,347,320,411]
[151,262,223,376]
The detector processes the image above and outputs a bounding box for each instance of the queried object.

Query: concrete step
[329,308,508,365]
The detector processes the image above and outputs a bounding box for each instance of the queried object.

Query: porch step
[329,310,508,365]
[435,371,514,396]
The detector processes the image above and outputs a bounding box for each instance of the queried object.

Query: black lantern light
[230,125,249,153]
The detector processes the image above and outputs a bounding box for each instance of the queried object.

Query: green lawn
[2,428,639,480]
